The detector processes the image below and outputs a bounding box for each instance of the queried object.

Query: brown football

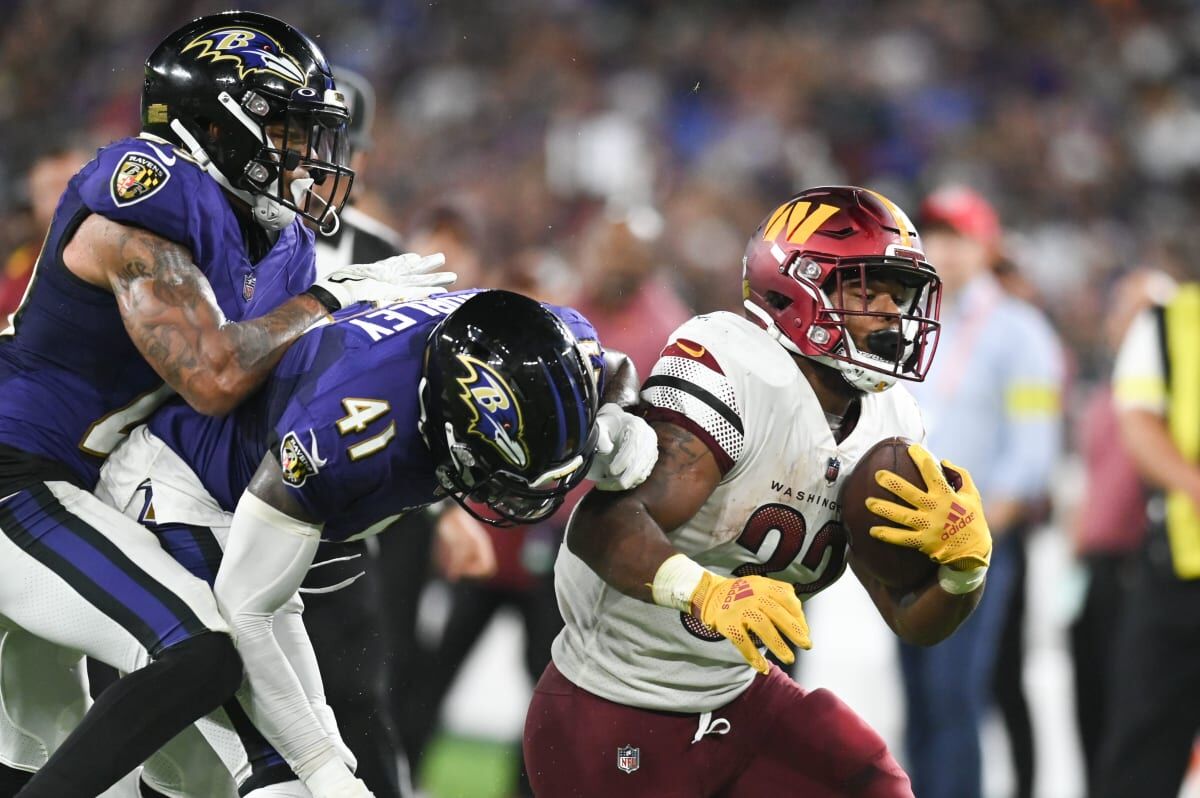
[838,437,940,591]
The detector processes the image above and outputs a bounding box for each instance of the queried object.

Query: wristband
[650,553,711,612]
[304,285,341,313]
[937,563,988,595]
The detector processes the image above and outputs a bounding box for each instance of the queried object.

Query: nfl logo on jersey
[616,745,640,774]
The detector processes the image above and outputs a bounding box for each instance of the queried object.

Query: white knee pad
[139,714,239,798]
[0,628,90,772]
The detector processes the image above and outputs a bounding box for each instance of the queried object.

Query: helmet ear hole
[764,290,793,310]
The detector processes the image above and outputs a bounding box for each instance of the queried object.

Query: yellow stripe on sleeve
[1113,376,1168,407]
[1004,384,1061,417]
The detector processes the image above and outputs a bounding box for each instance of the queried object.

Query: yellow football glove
[865,443,992,572]
[689,571,811,674]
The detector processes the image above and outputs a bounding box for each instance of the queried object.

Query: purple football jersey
[150,290,604,540]
[0,136,315,487]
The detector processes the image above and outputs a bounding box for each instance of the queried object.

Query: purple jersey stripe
[1,486,204,654]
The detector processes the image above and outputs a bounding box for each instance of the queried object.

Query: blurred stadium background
[7,1,1200,796]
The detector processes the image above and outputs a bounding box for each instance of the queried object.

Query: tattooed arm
[64,215,327,415]
[566,421,721,602]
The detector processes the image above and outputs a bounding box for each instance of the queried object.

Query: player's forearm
[567,490,677,603]
[225,606,344,776]
[853,558,982,646]
[202,292,328,410]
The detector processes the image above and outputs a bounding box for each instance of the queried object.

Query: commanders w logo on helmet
[454,353,528,469]
[182,27,307,85]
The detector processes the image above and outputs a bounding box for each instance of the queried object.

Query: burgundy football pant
[524,661,912,798]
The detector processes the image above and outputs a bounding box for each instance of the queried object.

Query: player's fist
[865,444,992,572]
[308,252,456,311]
[586,403,658,491]
[690,572,811,674]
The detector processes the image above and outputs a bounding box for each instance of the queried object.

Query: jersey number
[680,503,847,643]
[79,385,175,457]
[336,398,396,461]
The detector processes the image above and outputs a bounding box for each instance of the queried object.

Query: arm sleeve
[988,310,1065,500]
[212,492,342,782]
[640,323,745,475]
[272,594,356,772]
[1112,308,1167,416]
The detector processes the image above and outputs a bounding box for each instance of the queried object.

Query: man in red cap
[900,186,1063,798]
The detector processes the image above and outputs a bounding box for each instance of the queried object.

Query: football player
[94,289,656,797]
[524,186,994,797]
[0,12,451,797]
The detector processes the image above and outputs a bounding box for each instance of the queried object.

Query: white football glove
[304,757,374,798]
[586,403,658,491]
[308,252,456,311]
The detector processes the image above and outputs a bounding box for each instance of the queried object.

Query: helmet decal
[454,354,528,469]
[182,27,307,86]
[761,200,840,246]
[864,189,916,247]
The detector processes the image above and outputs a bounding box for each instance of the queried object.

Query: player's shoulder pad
[643,312,757,475]
[664,311,794,387]
[76,136,222,240]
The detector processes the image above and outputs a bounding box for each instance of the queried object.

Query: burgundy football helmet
[742,186,941,393]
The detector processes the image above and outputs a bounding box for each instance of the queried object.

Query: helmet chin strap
[169,117,296,233]
[292,177,341,236]
[745,298,899,393]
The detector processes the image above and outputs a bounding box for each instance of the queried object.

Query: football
[838,437,940,591]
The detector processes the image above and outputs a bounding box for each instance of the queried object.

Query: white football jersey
[552,311,925,712]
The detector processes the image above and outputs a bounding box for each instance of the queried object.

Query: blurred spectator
[1096,248,1200,798]
[2,148,91,320]
[1067,267,1173,795]
[569,207,693,376]
[903,185,1064,798]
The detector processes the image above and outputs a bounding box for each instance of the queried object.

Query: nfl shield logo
[616,745,640,774]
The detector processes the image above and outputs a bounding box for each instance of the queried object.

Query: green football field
[420,733,521,798]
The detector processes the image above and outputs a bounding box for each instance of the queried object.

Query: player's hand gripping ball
[840,438,989,590]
